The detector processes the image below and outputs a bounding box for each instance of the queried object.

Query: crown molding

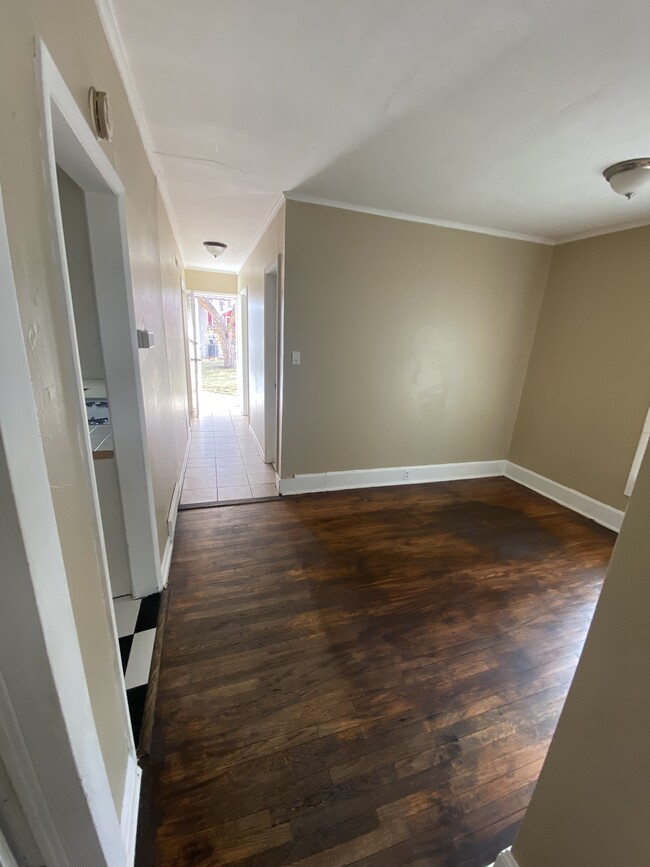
[239,193,286,271]
[184,266,239,276]
[285,192,556,246]
[558,215,650,245]
[93,0,185,264]
[90,1,650,263]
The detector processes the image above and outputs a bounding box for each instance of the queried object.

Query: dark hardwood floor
[136,478,615,867]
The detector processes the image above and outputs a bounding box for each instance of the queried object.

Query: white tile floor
[180,392,279,505]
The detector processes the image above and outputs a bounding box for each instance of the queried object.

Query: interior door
[186,291,200,418]
[264,268,278,466]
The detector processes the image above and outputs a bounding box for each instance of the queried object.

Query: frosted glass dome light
[203,241,227,258]
[603,159,650,199]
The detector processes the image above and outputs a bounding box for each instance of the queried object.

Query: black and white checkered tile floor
[113,593,160,745]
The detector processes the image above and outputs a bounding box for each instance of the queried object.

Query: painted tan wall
[1,0,188,810]
[281,201,552,479]
[509,226,650,511]
[237,207,285,453]
[145,186,189,556]
[512,442,650,866]
[185,268,238,295]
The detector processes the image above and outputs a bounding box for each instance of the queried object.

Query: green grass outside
[201,359,237,395]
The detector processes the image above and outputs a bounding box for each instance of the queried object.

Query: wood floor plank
[136,478,614,866]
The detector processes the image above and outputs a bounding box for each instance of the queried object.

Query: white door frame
[193,290,240,411]
[263,258,281,465]
[190,291,201,417]
[0,183,132,865]
[0,827,19,867]
[236,289,246,413]
[38,40,161,598]
[624,404,650,497]
[275,254,284,475]
[0,752,43,866]
[182,283,199,420]
[238,287,250,417]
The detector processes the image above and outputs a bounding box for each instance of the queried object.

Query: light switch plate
[291,350,301,365]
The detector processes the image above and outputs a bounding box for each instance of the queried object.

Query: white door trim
[190,291,201,417]
[492,848,520,867]
[263,259,280,464]
[274,254,284,473]
[0,824,19,867]
[0,185,128,864]
[239,286,250,417]
[37,39,161,598]
[624,403,650,497]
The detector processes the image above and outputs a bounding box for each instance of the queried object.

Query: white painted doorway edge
[239,286,250,417]
[263,258,280,465]
[489,847,520,866]
[274,254,285,476]
[0,824,19,867]
[0,183,134,865]
[38,38,162,599]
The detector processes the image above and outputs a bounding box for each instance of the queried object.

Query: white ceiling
[109,0,650,271]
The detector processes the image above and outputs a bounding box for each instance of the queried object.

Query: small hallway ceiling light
[203,241,227,258]
[603,158,650,199]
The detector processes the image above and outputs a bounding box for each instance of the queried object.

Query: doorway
[0,179,128,867]
[39,42,162,769]
[196,293,239,412]
[56,167,133,600]
[46,118,160,603]
[0,39,146,863]
[179,289,280,506]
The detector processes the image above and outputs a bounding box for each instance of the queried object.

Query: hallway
[180,392,279,505]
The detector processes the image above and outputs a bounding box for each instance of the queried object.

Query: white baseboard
[120,753,142,866]
[490,849,519,867]
[277,458,625,533]
[161,428,192,587]
[160,535,174,588]
[279,460,506,495]
[248,424,265,460]
[505,461,624,532]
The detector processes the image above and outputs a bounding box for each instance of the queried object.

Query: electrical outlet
[403,469,411,480]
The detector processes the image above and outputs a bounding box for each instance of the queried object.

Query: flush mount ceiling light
[203,241,227,258]
[603,158,650,199]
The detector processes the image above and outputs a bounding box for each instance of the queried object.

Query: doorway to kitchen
[40,42,162,759]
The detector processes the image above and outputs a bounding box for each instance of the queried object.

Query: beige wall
[280,201,552,479]
[1,0,188,810]
[509,226,650,511]
[145,187,189,556]
[512,441,650,866]
[238,207,285,453]
[185,268,238,295]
